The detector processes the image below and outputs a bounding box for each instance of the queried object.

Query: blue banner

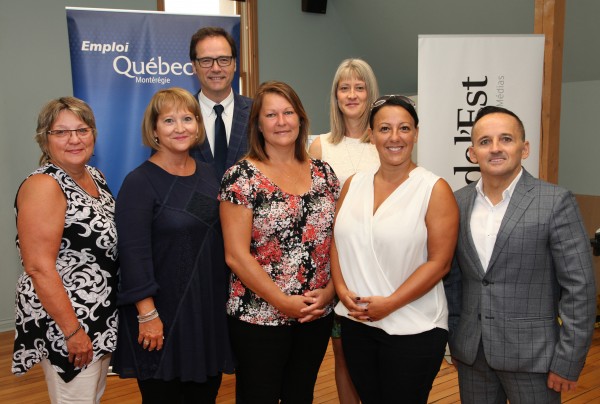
[66,8,240,193]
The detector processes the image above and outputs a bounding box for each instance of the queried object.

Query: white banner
[417,35,544,191]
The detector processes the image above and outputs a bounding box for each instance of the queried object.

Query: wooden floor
[2,328,600,403]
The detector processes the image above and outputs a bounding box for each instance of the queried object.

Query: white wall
[257,0,534,136]
[559,79,600,195]
[257,1,359,136]
[0,0,155,331]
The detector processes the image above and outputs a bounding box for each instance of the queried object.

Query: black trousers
[228,313,334,404]
[341,317,447,404]
[137,374,222,404]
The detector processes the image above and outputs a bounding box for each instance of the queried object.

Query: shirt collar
[476,168,523,201]
[198,90,234,114]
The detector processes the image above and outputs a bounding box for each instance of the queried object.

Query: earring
[153,137,159,144]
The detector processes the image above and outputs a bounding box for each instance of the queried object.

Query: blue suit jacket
[190,91,252,178]
[444,169,596,381]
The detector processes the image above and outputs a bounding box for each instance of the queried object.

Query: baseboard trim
[0,318,15,333]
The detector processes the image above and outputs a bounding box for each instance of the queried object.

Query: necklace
[343,136,367,175]
[279,166,296,182]
[263,160,309,195]
[281,160,310,183]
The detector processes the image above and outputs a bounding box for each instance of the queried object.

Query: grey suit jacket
[190,91,252,178]
[444,169,596,381]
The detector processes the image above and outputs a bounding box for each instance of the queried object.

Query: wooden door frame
[534,0,565,184]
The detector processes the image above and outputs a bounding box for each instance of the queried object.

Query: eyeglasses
[195,56,234,68]
[46,128,93,138]
[371,95,416,109]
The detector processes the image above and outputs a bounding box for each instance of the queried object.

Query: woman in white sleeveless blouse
[308,58,380,404]
[330,95,459,404]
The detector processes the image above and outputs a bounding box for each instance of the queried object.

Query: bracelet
[138,312,159,323]
[137,309,159,323]
[137,308,157,320]
[64,323,82,341]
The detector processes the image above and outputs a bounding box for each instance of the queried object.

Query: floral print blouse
[219,159,340,326]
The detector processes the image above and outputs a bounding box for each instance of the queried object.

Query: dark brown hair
[473,105,526,141]
[189,26,237,61]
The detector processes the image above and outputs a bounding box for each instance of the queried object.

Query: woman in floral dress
[219,81,339,404]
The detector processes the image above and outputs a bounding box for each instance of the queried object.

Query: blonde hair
[329,58,379,144]
[141,87,204,151]
[35,97,97,165]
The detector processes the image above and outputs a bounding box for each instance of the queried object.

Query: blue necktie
[213,104,227,178]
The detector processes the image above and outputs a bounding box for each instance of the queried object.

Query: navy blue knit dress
[112,160,234,382]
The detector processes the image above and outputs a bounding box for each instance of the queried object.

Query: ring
[143,340,149,345]
[75,356,81,361]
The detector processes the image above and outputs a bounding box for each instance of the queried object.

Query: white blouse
[334,166,448,335]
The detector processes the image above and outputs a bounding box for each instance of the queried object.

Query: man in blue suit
[445,106,596,403]
[189,27,252,179]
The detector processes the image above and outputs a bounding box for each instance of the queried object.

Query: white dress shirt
[198,90,234,156]
[470,169,523,272]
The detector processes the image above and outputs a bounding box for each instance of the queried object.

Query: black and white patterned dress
[12,163,118,383]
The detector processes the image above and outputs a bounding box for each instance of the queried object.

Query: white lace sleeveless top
[319,133,380,187]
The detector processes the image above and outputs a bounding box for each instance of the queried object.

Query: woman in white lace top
[308,58,380,404]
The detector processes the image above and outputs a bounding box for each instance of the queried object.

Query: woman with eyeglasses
[112,88,234,403]
[308,58,380,404]
[12,97,118,403]
[330,95,459,403]
[220,81,339,403]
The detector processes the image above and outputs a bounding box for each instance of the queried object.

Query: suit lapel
[461,186,486,277]
[226,93,250,167]
[199,138,214,163]
[193,90,216,164]
[487,170,535,271]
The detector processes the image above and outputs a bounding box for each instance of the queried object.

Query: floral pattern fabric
[12,163,118,383]
[219,159,339,326]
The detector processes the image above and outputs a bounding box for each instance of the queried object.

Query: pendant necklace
[343,136,367,175]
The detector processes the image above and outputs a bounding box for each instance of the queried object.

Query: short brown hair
[472,105,526,141]
[35,97,97,166]
[247,81,310,162]
[141,87,204,151]
[189,26,237,61]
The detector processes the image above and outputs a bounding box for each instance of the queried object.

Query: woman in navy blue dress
[112,88,234,403]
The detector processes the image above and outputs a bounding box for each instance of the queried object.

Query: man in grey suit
[189,26,252,179]
[445,106,596,403]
